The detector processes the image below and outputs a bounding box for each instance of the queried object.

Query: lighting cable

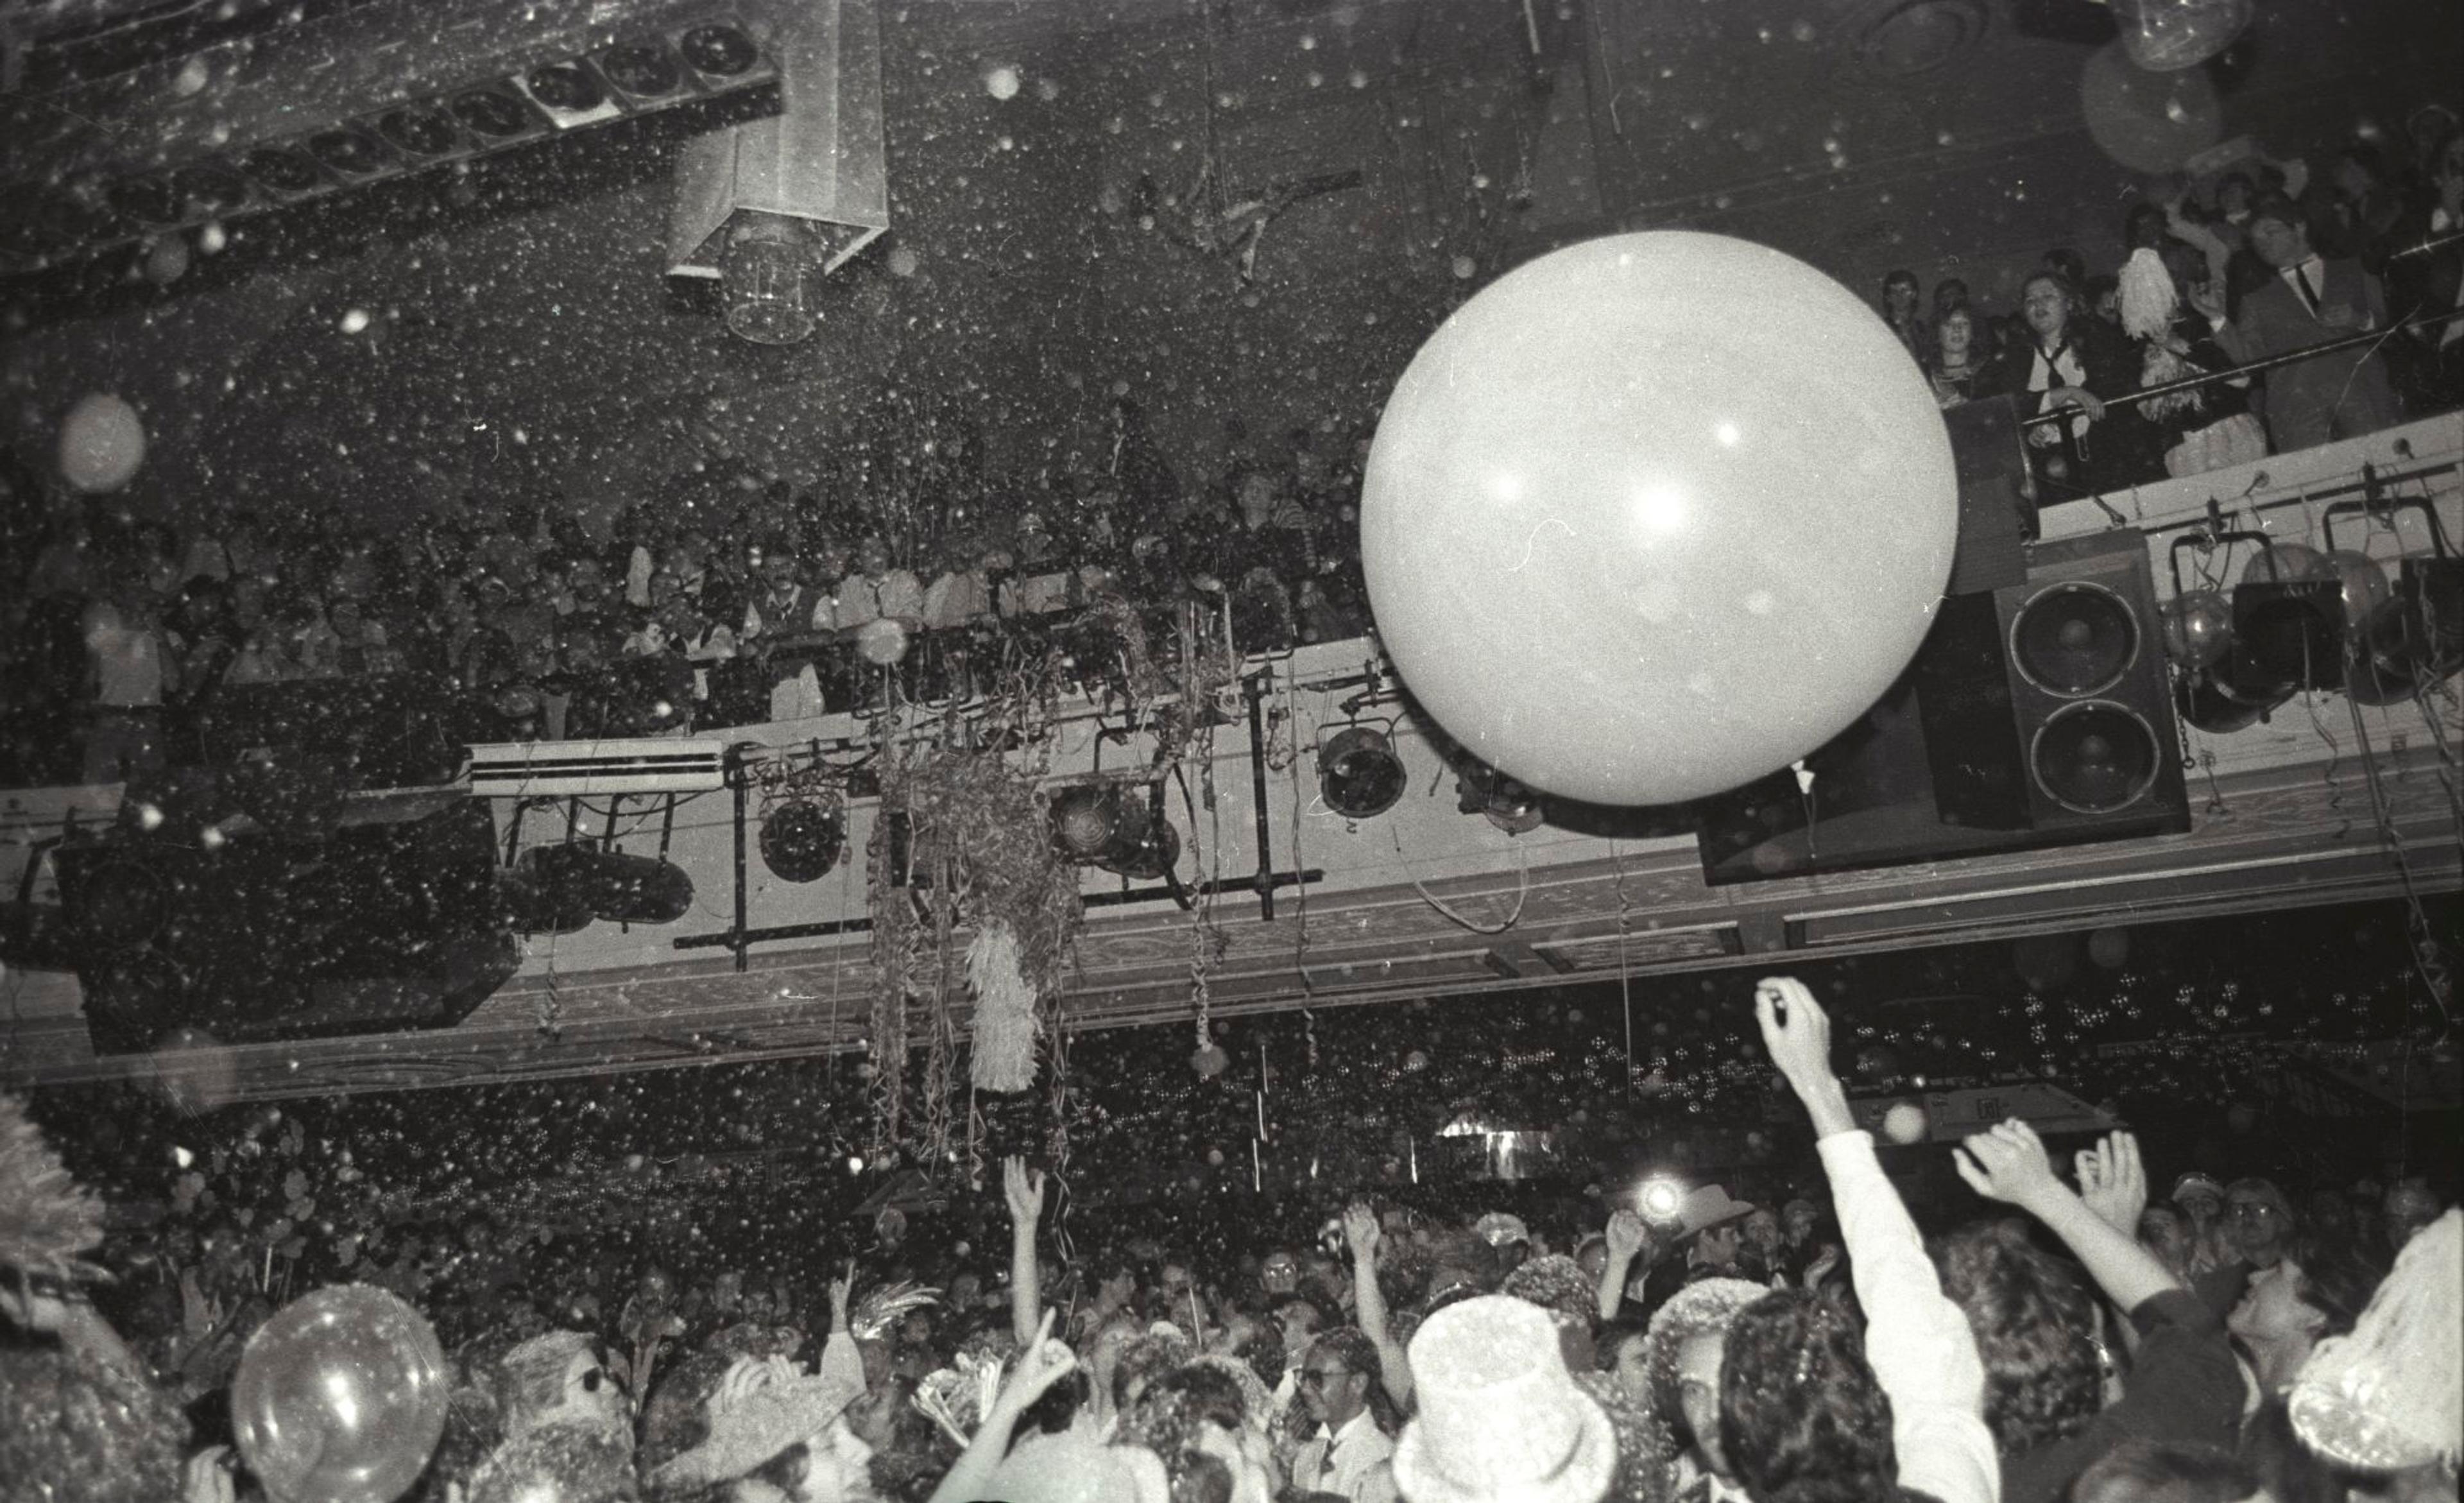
[1389,822,1529,934]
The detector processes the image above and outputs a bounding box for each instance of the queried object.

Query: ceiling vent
[0,0,787,278]
[664,0,887,345]
[1840,0,1992,76]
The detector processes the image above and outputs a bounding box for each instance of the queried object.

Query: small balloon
[143,235,191,286]
[1882,1101,1929,1145]
[58,393,148,494]
[231,1285,449,1503]
[2086,926,2131,969]
[1192,1043,1231,1078]
[856,616,910,665]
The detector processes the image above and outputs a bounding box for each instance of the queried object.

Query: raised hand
[1953,1119,2064,1212]
[998,1308,1078,1413]
[2075,1131,2149,1235]
[1605,1208,1648,1262]
[1753,976,1833,1088]
[1341,1202,1380,1259]
[829,1258,855,1329]
[1754,976,1856,1136]
[1004,1155,1046,1226]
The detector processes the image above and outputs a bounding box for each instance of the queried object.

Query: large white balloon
[59,393,149,494]
[1360,232,1958,807]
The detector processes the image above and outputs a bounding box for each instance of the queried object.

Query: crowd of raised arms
[8,110,2464,796]
[2,975,2457,1503]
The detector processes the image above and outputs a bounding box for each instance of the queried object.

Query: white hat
[1673,1185,1756,1240]
[2290,1208,2461,1473]
[1394,1296,1616,1503]
[647,1355,862,1493]
[1475,1212,1531,1249]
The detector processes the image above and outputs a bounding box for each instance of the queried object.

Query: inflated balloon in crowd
[231,1284,450,1503]
[1360,231,1958,807]
[58,393,148,494]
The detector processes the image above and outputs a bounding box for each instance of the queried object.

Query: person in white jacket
[1724,977,2001,1503]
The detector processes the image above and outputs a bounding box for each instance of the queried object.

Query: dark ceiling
[1,0,2457,533]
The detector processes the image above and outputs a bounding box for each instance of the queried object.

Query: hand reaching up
[1003,1155,1046,1228]
[1952,1119,2065,1214]
[1605,1208,1648,1263]
[1754,976,1856,1136]
[1342,1202,1380,1260]
[828,1258,855,1330]
[2075,1131,2149,1236]
[998,1308,1078,1414]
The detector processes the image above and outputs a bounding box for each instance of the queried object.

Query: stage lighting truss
[1317,723,1408,821]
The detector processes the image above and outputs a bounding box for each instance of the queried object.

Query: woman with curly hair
[1948,1124,2248,1503]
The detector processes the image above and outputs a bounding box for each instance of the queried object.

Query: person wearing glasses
[2187,1179,2300,1321]
[1289,1327,1398,1503]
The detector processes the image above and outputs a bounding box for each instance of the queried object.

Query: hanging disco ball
[760,800,845,883]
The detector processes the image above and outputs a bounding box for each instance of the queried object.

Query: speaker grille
[2011,580,2138,697]
[2030,700,2162,814]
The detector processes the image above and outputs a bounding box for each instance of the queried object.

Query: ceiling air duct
[0,0,789,279]
[665,0,887,345]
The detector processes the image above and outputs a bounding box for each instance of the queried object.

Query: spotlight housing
[1319,725,1407,820]
[1049,784,1180,879]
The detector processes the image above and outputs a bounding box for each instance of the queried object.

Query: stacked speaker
[1698,398,2191,883]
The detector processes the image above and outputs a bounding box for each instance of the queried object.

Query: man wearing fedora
[1640,1185,1760,1316]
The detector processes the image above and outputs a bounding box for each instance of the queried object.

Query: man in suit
[2386,132,2464,414]
[2218,196,2401,451]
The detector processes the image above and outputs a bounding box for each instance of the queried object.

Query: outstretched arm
[1756,976,1997,1503]
[1956,1121,2180,1312]
[1598,1210,1648,1322]
[1343,1202,1412,1409]
[928,1309,1079,1503]
[1004,1155,1047,1352]
[820,1259,864,1391]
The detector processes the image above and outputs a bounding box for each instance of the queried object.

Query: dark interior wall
[1,0,2456,534]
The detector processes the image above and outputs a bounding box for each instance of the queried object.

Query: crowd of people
[1875,123,2464,500]
[0,406,1374,791]
[3,976,2457,1503]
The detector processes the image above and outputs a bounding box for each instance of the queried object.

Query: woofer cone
[2030,700,2160,814]
[2011,580,2137,698]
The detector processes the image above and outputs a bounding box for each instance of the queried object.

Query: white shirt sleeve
[1817,1129,2000,1503]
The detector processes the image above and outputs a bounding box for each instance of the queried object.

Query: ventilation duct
[0,0,788,278]
[664,0,887,345]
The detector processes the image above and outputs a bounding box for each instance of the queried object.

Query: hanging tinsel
[968,924,1039,1092]
[0,1092,109,1288]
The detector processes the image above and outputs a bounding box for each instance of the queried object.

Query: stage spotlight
[1048,784,1181,880]
[506,844,694,929]
[2347,557,2463,705]
[1636,1176,1685,1223]
[1455,760,1543,835]
[1319,725,1407,820]
[760,799,844,883]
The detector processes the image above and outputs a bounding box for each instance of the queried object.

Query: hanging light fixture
[2109,0,2254,72]
[1453,760,1544,835]
[1049,784,1181,879]
[760,798,845,882]
[1318,725,1407,820]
